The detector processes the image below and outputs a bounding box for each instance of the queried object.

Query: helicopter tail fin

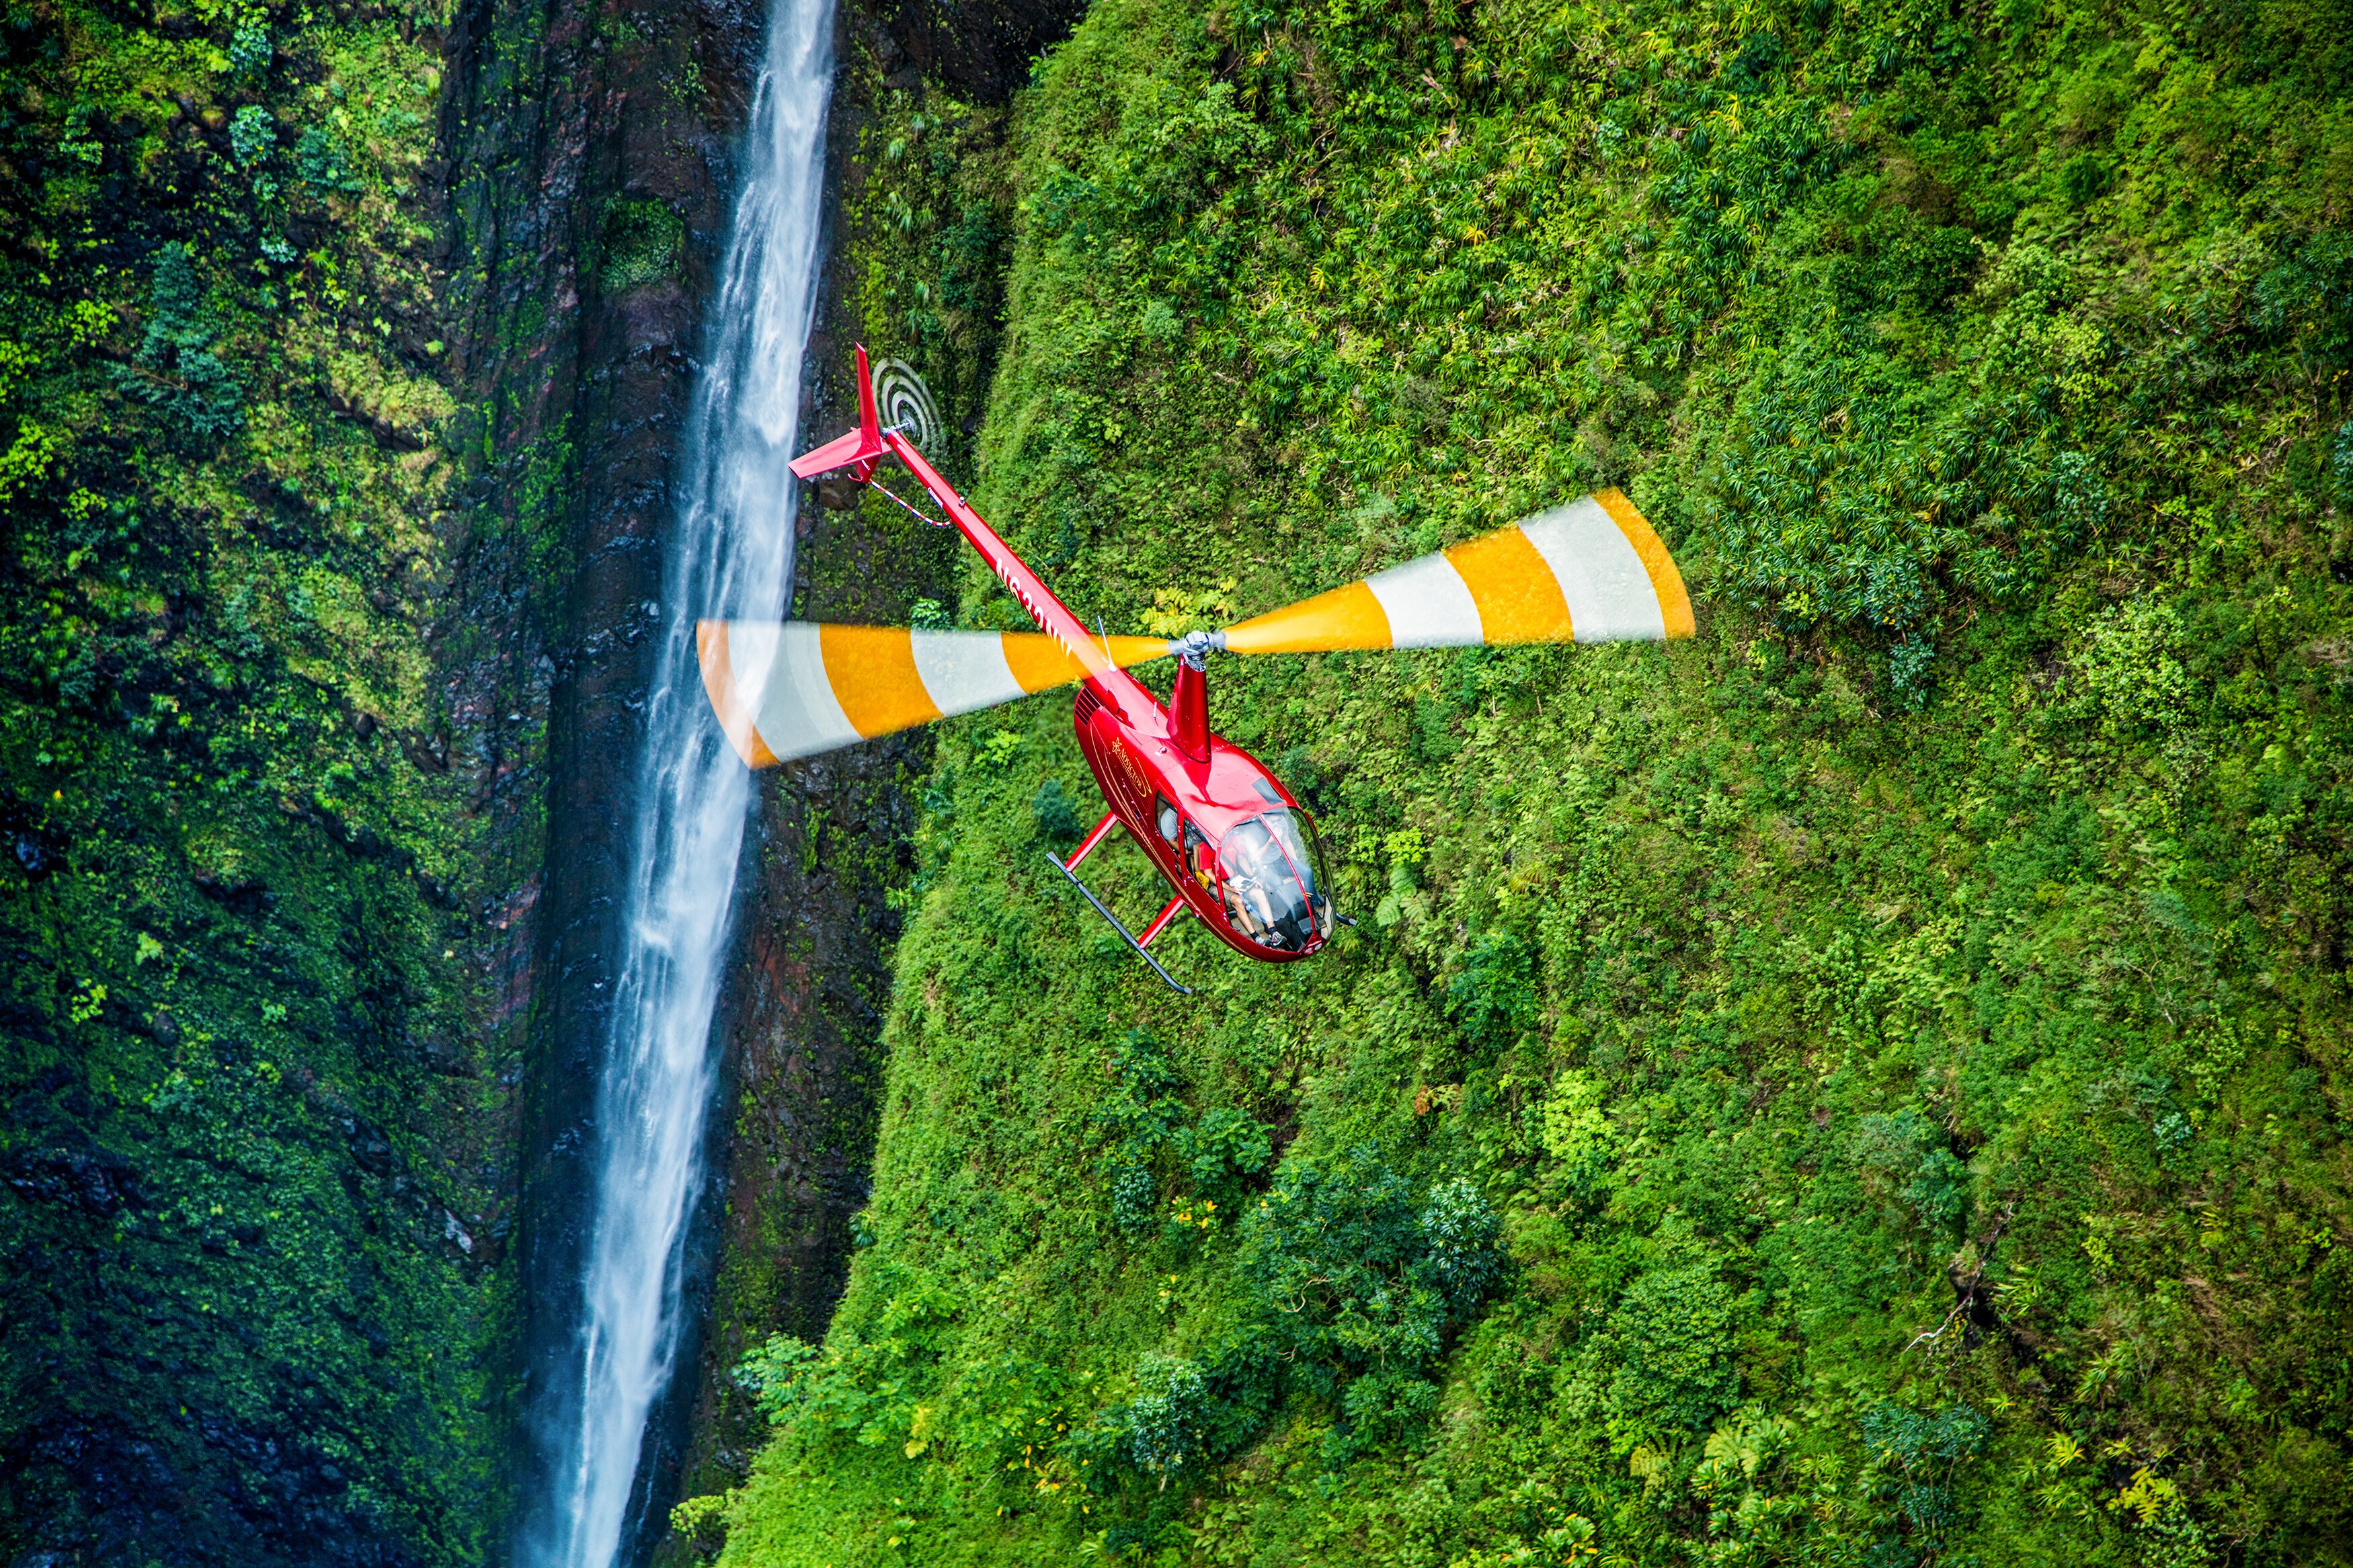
[856,341,883,453]
[788,343,889,483]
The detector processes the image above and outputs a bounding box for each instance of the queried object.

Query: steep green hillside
[0,0,530,1558]
[709,0,2353,1564]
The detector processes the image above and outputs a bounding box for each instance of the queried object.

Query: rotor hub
[1173,628,1226,669]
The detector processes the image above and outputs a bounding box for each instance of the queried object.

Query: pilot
[1183,823,1215,895]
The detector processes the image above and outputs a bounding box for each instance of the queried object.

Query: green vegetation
[600,196,685,294]
[703,0,2353,1564]
[0,0,517,1559]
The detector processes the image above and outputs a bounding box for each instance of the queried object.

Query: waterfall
[520,0,834,1560]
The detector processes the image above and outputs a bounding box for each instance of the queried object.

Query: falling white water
[522,0,834,1562]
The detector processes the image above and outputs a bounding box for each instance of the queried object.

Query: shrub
[1238,1145,1502,1390]
[1540,1069,1618,1191]
[1097,1030,1185,1142]
[1121,1354,1210,1477]
[1598,1264,1742,1437]
[733,1333,819,1421]
[1031,776,1085,843]
[1330,1369,1440,1460]
[1852,1107,1970,1232]
[229,105,275,165]
[1863,1401,1989,1472]
[2251,230,2353,370]
[296,128,364,195]
[1108,1161,1156,1234]
[1093,1029,1275,1231]
[601,198,684,293]
[1445,930,1540,1053]
[114,243,243,439]
[668,1493,729,1558]
[1072,1147,1503,1489]
[2073,598,2193,739]
[1417,1176,1503,1313]
[1180,1106,1270,1189]
[1083,1335,1286,1492]
[229,21,272,75]
[1862,1402,1989,1553]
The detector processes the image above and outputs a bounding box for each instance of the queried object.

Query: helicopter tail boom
[879,427,1111,675]
[785,345,1111,679]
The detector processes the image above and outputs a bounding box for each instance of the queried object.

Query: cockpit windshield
[1213,809,1334,950]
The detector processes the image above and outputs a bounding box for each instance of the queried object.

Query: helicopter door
[1184,822,1215,893]
[1155,795,1214,886]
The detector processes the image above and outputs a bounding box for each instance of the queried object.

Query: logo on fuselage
[1115,741,1152,805]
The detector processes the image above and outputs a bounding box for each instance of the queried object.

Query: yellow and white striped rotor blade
[1221,489,1693,655]
[696,622,1170,768]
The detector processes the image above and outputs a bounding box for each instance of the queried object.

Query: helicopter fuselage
[1071,660,1330,962]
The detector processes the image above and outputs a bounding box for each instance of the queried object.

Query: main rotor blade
[698,622,1168,769]
[1221,489,1692,655]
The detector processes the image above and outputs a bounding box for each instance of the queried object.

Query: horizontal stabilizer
[698,621,1168,769]
[1222,489,1693,655]
[787,425,885,481]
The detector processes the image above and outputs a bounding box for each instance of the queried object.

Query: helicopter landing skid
[1043,850,1193,995]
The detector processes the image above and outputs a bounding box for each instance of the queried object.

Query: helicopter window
[1156,795,1180,845]
[1298,810,1337,938]
[1215,814,1321,951]
[1264,805,1336,939]
[1262,810,1314,891]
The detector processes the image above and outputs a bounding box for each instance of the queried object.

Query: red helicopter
[698,347,1693,993]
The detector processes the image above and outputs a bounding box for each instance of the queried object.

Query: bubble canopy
[1209,808,1333,952]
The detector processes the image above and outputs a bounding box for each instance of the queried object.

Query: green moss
[599,197,684,294]
[0,0,517,1558]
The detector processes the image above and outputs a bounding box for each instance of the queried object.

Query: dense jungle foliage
[703,0,2353,1563]
[0,0,521,1557]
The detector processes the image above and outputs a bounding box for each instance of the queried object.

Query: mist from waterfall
[518,0,834,1559]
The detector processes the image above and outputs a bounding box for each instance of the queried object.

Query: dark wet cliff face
[865,0,1089,99]
[438,0,783,1540]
